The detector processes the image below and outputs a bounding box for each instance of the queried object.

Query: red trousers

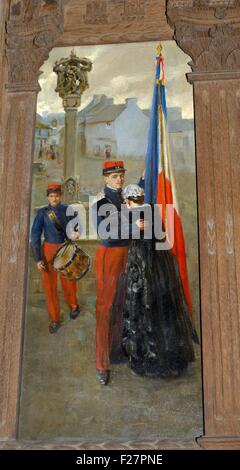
[95,245,128,371]
[41,242,78,323]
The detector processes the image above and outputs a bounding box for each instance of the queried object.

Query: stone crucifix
[53,50,92,183]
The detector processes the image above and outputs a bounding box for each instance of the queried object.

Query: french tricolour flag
[144,46,193,316]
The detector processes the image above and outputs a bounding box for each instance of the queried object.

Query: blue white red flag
[145,45,193,315]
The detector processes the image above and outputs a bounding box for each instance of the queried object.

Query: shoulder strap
[44,207,66,237]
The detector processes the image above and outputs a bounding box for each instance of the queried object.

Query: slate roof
[86,104,127,124]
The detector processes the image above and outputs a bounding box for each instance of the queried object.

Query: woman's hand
[136,219,149,231]
[69,231,81,241]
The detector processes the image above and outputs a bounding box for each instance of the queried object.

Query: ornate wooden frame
[1,0,240,450]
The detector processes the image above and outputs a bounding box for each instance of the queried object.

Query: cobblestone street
[19,243,203,441]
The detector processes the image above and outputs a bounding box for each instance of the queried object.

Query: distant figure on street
[104,145,111,160]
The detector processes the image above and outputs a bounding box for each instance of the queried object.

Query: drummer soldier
[31,184,80,334]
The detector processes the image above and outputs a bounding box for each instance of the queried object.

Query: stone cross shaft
[53,50,92,179]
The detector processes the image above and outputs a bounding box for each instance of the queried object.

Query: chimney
[125,98,138,106]
[105,97,114,105]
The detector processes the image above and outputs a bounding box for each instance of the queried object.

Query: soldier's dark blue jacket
[93,186,128,248]
[93,179,145,248]
[31,203,75,262]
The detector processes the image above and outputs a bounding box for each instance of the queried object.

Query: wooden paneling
[193,78,240,439]
[2,0,240,449]
[0,0,11,439]
[0,91,37,438]
[57,0,173,46]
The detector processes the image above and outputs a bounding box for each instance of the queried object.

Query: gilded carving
[167,0,240,73]
[7,0,64,91]
[83,0,108,24]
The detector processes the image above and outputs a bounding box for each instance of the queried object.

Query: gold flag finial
[70,48,77,58]
[156,42,165,86]
[156,42,163,57]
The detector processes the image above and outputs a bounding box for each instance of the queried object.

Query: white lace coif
[122,184,144,200]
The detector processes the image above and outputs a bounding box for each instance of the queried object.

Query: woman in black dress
[118,184,198,378]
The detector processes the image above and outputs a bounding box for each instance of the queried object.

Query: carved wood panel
[7,0,64,90]
[194,80,240,437]
[3,0,240,449]
[59,0,173,45]
[167,0,240,74]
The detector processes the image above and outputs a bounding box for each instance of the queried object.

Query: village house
[34,114,52,163]
[78,95,150,159]
[168,107,195,173]
[38,95,195,172]
[77,95,194,171]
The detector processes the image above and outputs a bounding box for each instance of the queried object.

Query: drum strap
[44,207,67,238]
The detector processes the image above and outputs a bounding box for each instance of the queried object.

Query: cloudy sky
[37,41,193,119]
